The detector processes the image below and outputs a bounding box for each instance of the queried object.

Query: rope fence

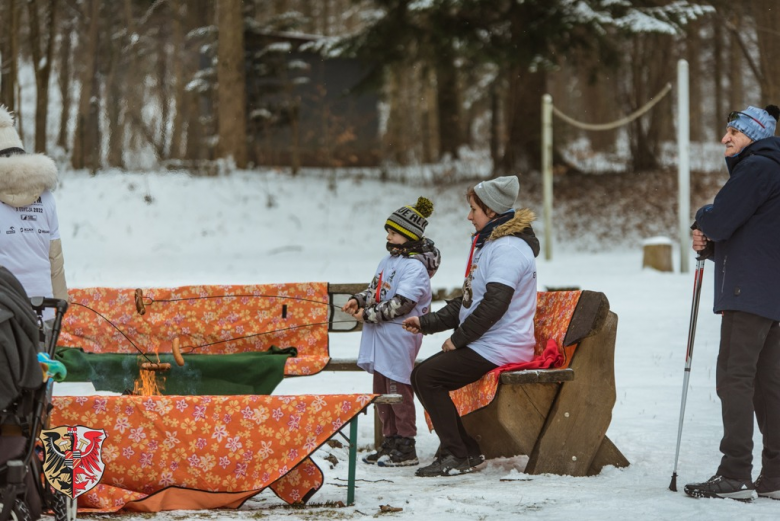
[541,67,688,270]
[551,82,672,131]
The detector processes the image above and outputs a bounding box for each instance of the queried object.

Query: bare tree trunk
[57,13,73,149]
[184,0,211,162]
[582,69,618,153]
[500,66,545,175]
[105,2,125,168]
[435,56,462,160]
[754,0,780,102]
[624,33,674,172]
[322,0,331,36]
[1,0,20,113]
[216,0,248,168]
[385,64,410,164]
[71,0,101,170]
[27,0,58,153]
[422,66,438,163]
[169,0,186,159]
[713,16,724,139]
[489,79,501,168]
[728,29,743,111]
[157,38,170,159]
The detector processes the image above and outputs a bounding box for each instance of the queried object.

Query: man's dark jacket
[696,136,780,321]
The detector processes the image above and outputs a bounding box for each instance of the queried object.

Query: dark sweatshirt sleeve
[449,282,514,349]
[419,296,463,334]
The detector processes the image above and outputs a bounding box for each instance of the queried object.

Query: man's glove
[691,221,714,260]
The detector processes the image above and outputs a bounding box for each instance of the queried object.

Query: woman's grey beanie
[474,176,519,214]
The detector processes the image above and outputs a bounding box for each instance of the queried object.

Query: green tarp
[55,346,297,396]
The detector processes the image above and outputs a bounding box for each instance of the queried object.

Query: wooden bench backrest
[58,283,331,375]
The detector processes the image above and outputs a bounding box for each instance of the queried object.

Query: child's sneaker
[363,436,397,464]
[755,474,780,500]
[684,474,756,501]
[377,437,418,467]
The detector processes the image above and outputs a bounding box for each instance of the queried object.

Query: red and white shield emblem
[40,425,108,499]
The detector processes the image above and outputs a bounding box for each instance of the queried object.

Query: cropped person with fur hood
[0,106,68,304]
[403,175,539,478]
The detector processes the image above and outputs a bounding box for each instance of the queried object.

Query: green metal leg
[347,415,358,505]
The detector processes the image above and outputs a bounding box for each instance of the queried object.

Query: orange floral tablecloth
[445,291,582,420]
[58,283,331,376]
[50,394,375,512]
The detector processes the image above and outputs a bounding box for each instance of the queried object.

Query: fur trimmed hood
[0,153,59,207]
[487,208,540,257]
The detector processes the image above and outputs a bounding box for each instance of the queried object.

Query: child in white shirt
[342,197,440,467]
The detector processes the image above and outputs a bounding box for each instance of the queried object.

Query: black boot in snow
[377,437,419,467]
[363,436,398,464]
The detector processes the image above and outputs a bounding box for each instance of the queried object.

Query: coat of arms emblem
[39,425,107,498]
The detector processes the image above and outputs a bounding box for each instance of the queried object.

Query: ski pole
[669,255,706,492]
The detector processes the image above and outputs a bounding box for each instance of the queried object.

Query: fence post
[677,60,690,273]
[542,94,553,261]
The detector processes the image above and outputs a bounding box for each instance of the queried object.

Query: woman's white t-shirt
[357,254,432,384]
[459,236,537,366]
[0,190,60,299]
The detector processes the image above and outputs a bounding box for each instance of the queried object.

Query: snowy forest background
[2,0,779,180]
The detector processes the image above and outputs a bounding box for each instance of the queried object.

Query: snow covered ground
[49,169,777,520]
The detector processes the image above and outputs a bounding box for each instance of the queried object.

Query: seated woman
[402,175,539,477]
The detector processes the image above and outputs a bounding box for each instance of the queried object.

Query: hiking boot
[684,475,757,501]
[377,437,419,467]
[363,436,397,465]
[415,454,480,477]
[415,455,444,477]
[755,474,780,500]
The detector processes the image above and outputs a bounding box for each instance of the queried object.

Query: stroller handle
[29,296,69,316]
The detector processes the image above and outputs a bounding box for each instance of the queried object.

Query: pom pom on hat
[0,105,24,155]
[385,196,434,241]
[413,196,433,218]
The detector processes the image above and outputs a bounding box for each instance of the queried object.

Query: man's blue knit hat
[727,106,777,142]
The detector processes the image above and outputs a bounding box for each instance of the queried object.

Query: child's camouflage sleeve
[363,294,416,323]
[352,274,379,308]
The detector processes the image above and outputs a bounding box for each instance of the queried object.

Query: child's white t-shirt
[459,236,537,366]
[357,254,432,384]
[0,190,60,299]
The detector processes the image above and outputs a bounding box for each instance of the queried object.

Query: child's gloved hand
[341,298,359,314]
[37,352,68,382]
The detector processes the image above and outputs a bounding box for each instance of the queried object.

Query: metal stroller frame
[0,297,71,521]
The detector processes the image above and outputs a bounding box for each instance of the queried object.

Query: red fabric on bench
[491,338,564,375]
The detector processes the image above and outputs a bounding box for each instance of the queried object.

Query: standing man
[685,105,780,501]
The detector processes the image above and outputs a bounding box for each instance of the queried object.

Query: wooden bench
[460,290,628,476]
[327,285,629,477]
